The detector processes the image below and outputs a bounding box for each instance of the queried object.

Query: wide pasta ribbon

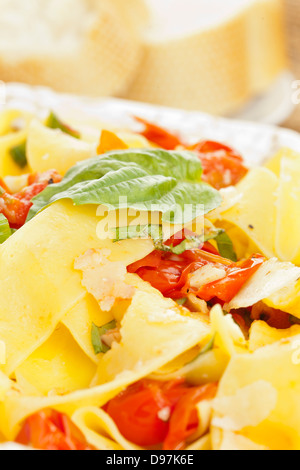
[0,200,154,375]
[0,286,210,440]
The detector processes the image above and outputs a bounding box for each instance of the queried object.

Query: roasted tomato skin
[0,170,61,229]
[189,140,248,190]
[134,116,184,150]
[16,409,93,451]
[105,380,217,450]
[128,248,264,304]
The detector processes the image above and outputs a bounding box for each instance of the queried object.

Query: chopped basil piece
[156,235,202,255]
[176,298,188,306]
[46,111,81,139]
[203,227,224,242]
[10,141,27,168]
[215,231,237,262]
[199,334,216,355]
[189,335,216,364]
[114,224,234,260]
[0,214,12,244]
[114,224,201,254]
[113,224,163,243]
[91,320,116,355]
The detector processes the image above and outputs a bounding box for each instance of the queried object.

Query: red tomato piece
[0,192,31,229]
[16,410,93,451]
[134,116,184,150]
[105,380,217,449]
[163,383,218,450]
[190,140,248,190]
[191,140,243,160]
[128,246,264,304]
[194,255,265,303]
[105,381,171,447]
[0,169,62,229]
[27,169,62,186]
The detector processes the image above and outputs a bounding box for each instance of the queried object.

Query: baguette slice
[0,0,145,97]
[124,0,287,115]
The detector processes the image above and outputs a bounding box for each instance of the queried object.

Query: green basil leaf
[114,224,226,256]
[199,334,216,355]
[155,235,202,255]
[46,111,81,139]
[10,141,27,168]
[113,224,163,242]
[215,231,237,262]
[189,334,216,364]
[114,224,202,254]
[0,214,12,243]
[203,227,224,242]
[27,149,221,224]
[155,226,224,255]
[91,320,116,355]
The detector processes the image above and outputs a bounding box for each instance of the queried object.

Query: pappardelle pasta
[0,108,300,451]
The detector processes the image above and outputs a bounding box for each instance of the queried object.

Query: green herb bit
[46,111,81,139]
[91,320,117,355]
[10,141,27,168]
[189,334,216,364]
[0,214,12,244]
[215,231,237,262]
[113,224,163,243]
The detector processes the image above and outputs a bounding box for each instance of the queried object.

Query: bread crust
[124,0,287,115]
[0,0,143,97]
[0,0,287,115]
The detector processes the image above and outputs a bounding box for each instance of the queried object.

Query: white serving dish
[2,82,300,170]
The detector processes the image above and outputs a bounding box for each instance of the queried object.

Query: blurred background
[0,0,299,131]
